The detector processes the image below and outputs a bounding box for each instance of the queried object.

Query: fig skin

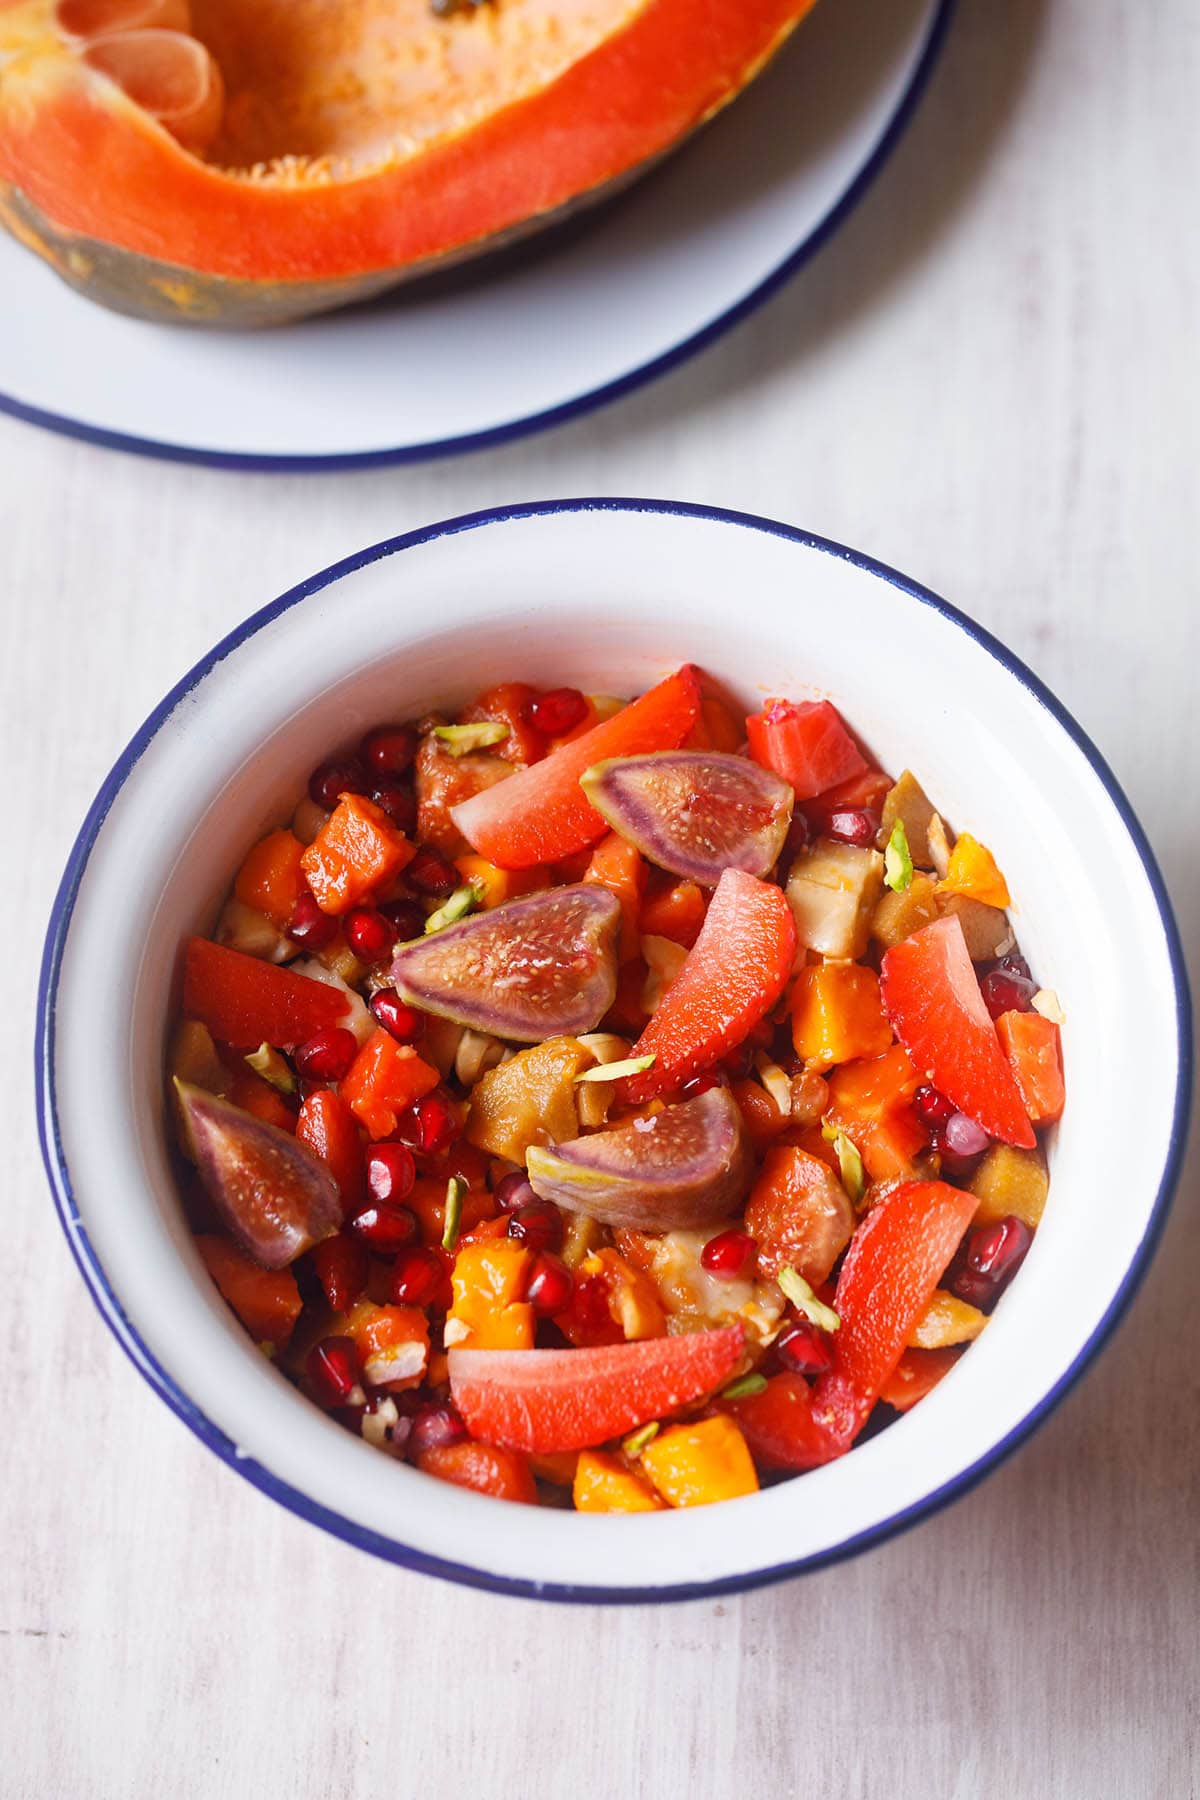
[580,752,793,885]
[525,1086,752,1231]
[175,1080,340,1269]
[389,883,620,1043]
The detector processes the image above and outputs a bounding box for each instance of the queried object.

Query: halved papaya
[0,0,821,326]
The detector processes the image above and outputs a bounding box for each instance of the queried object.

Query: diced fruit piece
[744,1146,856,1285]
[580,751,792,885]
[746,699,866,801]
[453,854,545,913]
[968,1142,1050,1229]
[618,869,796,1102]
[936,892,1014,962]
[416,1442,538,1505]
[639,877,707,947]
[723,1372,838,1472]
[225,1064,296,1134]
[640,934,688,1013]
[170,1018,228,1099]
[300,793,415,915]
[786,839,885,960]
[446,1240,535,1351]
[507,1200,563,1255]
[195,1235,302,1347]
[526,1087,751,1231]
[233,830,307,929]
[296,1089,367,1217]
[942,833,1011,909]
[870,871,941,949]
[390,884,620,1042]
[339,1031,441,1139]
[730,1076,790,1146]
[461,681,544,766]
[790,962,893,1071]
[176,1083,340,1268]
[415,734,512,856]
[980,967,1036,1021]
[465,1036,594,1163]
[996,1011,1065,1126]
[639,1416,758,1507]
[450,667,703,869]
[218,896,293,962]
[448,1326,743,1453]
[880,772,937,869]
[310,1232,369,1313]
[583,832,645,962]
[182,936,349,1050]
[810,1180,977,1446]
[344,1299,429,1387]
[571,1249,667,1341]
[880,916,1037,1148]
[572,1449,666,1513]
[910,1288,987,1348]
[825,1045,926,1182]
[614,1228,784,1347]
[878,1347,963,1412]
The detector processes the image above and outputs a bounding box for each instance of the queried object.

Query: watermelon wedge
[450,665,703,869]
[880,916,1037,1148]
[448,1326,743,1453]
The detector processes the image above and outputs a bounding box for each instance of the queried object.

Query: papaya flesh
[0,0,822,327]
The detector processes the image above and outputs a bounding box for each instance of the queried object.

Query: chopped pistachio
[883,820,914,893]
[442,1175,467,1252]
[244,1041,296,1095]
[574,1054,655,1083]
[721,1372,768,1401]
[821,1120,866,1205]
[621,1421,660,1458]
[433,721,510,756]
[777,1264,841,1334]
[424,883,478,934]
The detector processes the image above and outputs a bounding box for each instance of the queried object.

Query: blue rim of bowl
[35,497,1193,1603]
[0,1,954,473]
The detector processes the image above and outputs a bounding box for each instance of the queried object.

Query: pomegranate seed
[946,1216,1032,1310]
[914,1084,956,1128]
[408,1403,467,1457]
[700,1228,757,1278]
[508,1200,563,1254]
[998,950,1032,981]
[360,724,418,778]
[823,807,880,848]
[345,906,396,964]
[680,1069,726,1099]
[406,845,458,896]
[379,898,426,942]
[981,968,1036,1021]
[370,988,425,1043]
[776,1322,834,1376]
[390,1245,448,1308]
[414,1091,457,1156]
[370,782,417,834]
[348,1203,418,1254]
[493,1171,536,1214]
[294,1027,359,1083]
[943,1111,990,1157]
[308,758,365,811]
[365,1141,416,1206]
[525,1253,574,1315]
[307,1336,362,1406]
[523,687,588,738]
[287,888,337,951]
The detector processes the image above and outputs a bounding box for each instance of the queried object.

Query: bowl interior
[45,503,1186,1598]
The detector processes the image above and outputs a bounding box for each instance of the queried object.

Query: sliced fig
[389,884,620,1043]
[580,752,792,885]
[525,1086,751,1230]
[174,1081,340,1269]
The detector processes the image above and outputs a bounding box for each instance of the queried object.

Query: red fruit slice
[182,936,349,1050]
[580,750,793,884]
[880,916,1036,1148]
[618,868,796,1102]
[448,1326,743,1453]
[450,666,703,869]
[746,699,866,801]
[722,1372,840,1472]
[810,1179,977,1446]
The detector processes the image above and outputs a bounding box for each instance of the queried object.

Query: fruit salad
[169,665,1065,1512]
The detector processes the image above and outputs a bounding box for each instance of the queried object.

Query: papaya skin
[0,0,821,327]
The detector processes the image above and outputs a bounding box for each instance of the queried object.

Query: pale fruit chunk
[580,752,792,885]
[871,871,941,949]
[881,771,937,869]
[526,1087,751,1231]
[174,1081,339,1269]
[615,1226,785,1347]
[786,839,885,959]
[936,891,1015,962]
[390,884,620,1042]
[910,1289,987,1349]
[465,1037,593,1163]
[968,1143,1050,1228]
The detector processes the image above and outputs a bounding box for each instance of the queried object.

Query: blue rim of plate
[0,1,954,473]
[36,497,1193,1603]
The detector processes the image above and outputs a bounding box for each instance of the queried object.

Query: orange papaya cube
[224,1063,297,1134]
[639,877,707,948]
[585,832,646,963]
[195,1234,301,1349]
[300,793,415,915]
[340,1030,440,1139]
[730,1076,791,1146]
[345,1300,429,1387]
[941,833,1011,909]
[576,1249,667,1341]
[744,1145,855,1284]
[996,1010,1065,1125]
[453,854,548,910]
[640,1416,759,1508]
[406,1174,495,1249]
[417,1441,538,1504]
[879,1346,964,1412]
[445,1240,535,1350]
[825,1044,926,1182]
[233,829,307,929]
[573,1449,666,1513]
[790,962,894,1072]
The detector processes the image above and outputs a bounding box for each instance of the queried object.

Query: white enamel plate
[0,0,949,467]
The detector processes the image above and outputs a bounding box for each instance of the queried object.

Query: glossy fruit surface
[581,750,792,884]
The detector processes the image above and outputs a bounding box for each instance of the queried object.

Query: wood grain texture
[1,1,1197,1795]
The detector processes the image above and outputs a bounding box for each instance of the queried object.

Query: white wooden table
[3,2,1197,1793]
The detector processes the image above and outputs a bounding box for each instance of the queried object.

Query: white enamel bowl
[37,500,1191,1602]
